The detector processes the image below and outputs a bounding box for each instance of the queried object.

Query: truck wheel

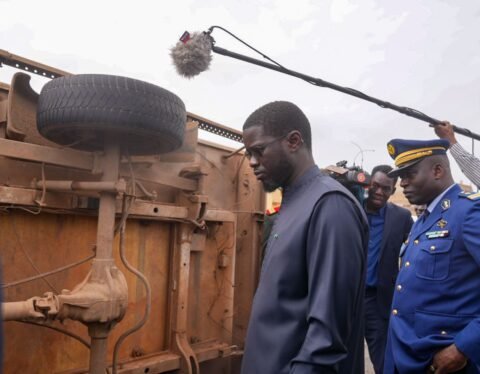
[37,74,186,155]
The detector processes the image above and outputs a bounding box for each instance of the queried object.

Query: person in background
[363,165,413,374]
[384,138,480,373]
[260,202,280,263]
[240,101,369,374]
[433,121,480,188]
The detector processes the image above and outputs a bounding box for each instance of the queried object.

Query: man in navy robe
[240,101,369,374]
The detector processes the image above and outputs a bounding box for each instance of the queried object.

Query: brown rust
[0,53,264,374]
[0,49,71,79]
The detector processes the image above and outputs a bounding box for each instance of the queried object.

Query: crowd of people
[239,101,480,374]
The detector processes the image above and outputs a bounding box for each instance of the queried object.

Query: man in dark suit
[364,164,413,374]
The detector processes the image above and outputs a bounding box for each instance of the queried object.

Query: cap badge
[436,219,447,228]
[388,144,395,156]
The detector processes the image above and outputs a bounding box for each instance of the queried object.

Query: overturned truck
[0,50,264,374]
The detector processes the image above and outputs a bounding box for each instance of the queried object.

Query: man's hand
[432,121,457,146]
[428,344,468,373]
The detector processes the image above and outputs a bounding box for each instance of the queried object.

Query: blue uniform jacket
[384,184,480,373]
[374,203,413,319]
[241,166,369,374]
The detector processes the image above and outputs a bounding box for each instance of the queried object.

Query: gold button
[440,330,447,335]
[392,309,398,315]
[405,239,409,244]
[430,245,436,251]
[397,285,402,291]
[414,240,419,244]
[405,261,411,267]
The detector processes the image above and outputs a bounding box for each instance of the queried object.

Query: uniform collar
[426,183,456,214]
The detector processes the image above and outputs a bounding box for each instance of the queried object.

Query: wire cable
[2,249,95,289]
[10,216,58,293]
[209,25,286,69]
[15,320,90,349]
[111,158,152,374]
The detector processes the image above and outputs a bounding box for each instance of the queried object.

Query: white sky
[1,0,479,188]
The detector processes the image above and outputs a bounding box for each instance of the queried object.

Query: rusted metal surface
[231,168,265,348]
[169,223,200,373]
[0,137,96,170]
[187,112,243,143]
[1,82,10,133]
[0,186,236,225]
[113,352,181,374]
[119,161,198,192]
[2,212,174,373]
[2,298,41,321]
[0,185,79,208]
[0,136,201,192]
[0,55,264,373]
[34,180,127,194]
[6,73,40,143]
[0,49,71,79]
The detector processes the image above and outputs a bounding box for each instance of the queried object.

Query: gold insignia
[437,219,447,229]
[459,191,480,200]
[388,143,395,156]
[441,199,450,210]
[467,192,480,200]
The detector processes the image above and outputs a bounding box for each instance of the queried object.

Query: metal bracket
[0,49,70,79]
[175,333,200,374]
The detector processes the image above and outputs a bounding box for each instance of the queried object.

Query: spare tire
[37,74,186,155]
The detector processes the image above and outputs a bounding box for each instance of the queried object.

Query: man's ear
[391,186,396,195]
[285,130,304,151]
[433,163,445,180]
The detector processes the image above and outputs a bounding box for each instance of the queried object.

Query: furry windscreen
[170,32,213,78]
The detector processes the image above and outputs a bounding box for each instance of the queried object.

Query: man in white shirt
[433,121,480,188]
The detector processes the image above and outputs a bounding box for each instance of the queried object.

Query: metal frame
[0,52,263,374]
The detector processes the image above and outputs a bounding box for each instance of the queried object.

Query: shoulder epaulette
[459,191,480,200]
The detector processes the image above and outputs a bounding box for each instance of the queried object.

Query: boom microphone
[170,31,213,78]
[170,26,480,141]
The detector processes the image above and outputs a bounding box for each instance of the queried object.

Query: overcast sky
[1,0,479,188]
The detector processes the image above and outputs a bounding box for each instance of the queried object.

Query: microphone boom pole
[212,45,480,142]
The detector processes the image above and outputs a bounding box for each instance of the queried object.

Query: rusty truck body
[0,49,264,374]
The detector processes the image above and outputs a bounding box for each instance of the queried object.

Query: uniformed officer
[384,139,480,373]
